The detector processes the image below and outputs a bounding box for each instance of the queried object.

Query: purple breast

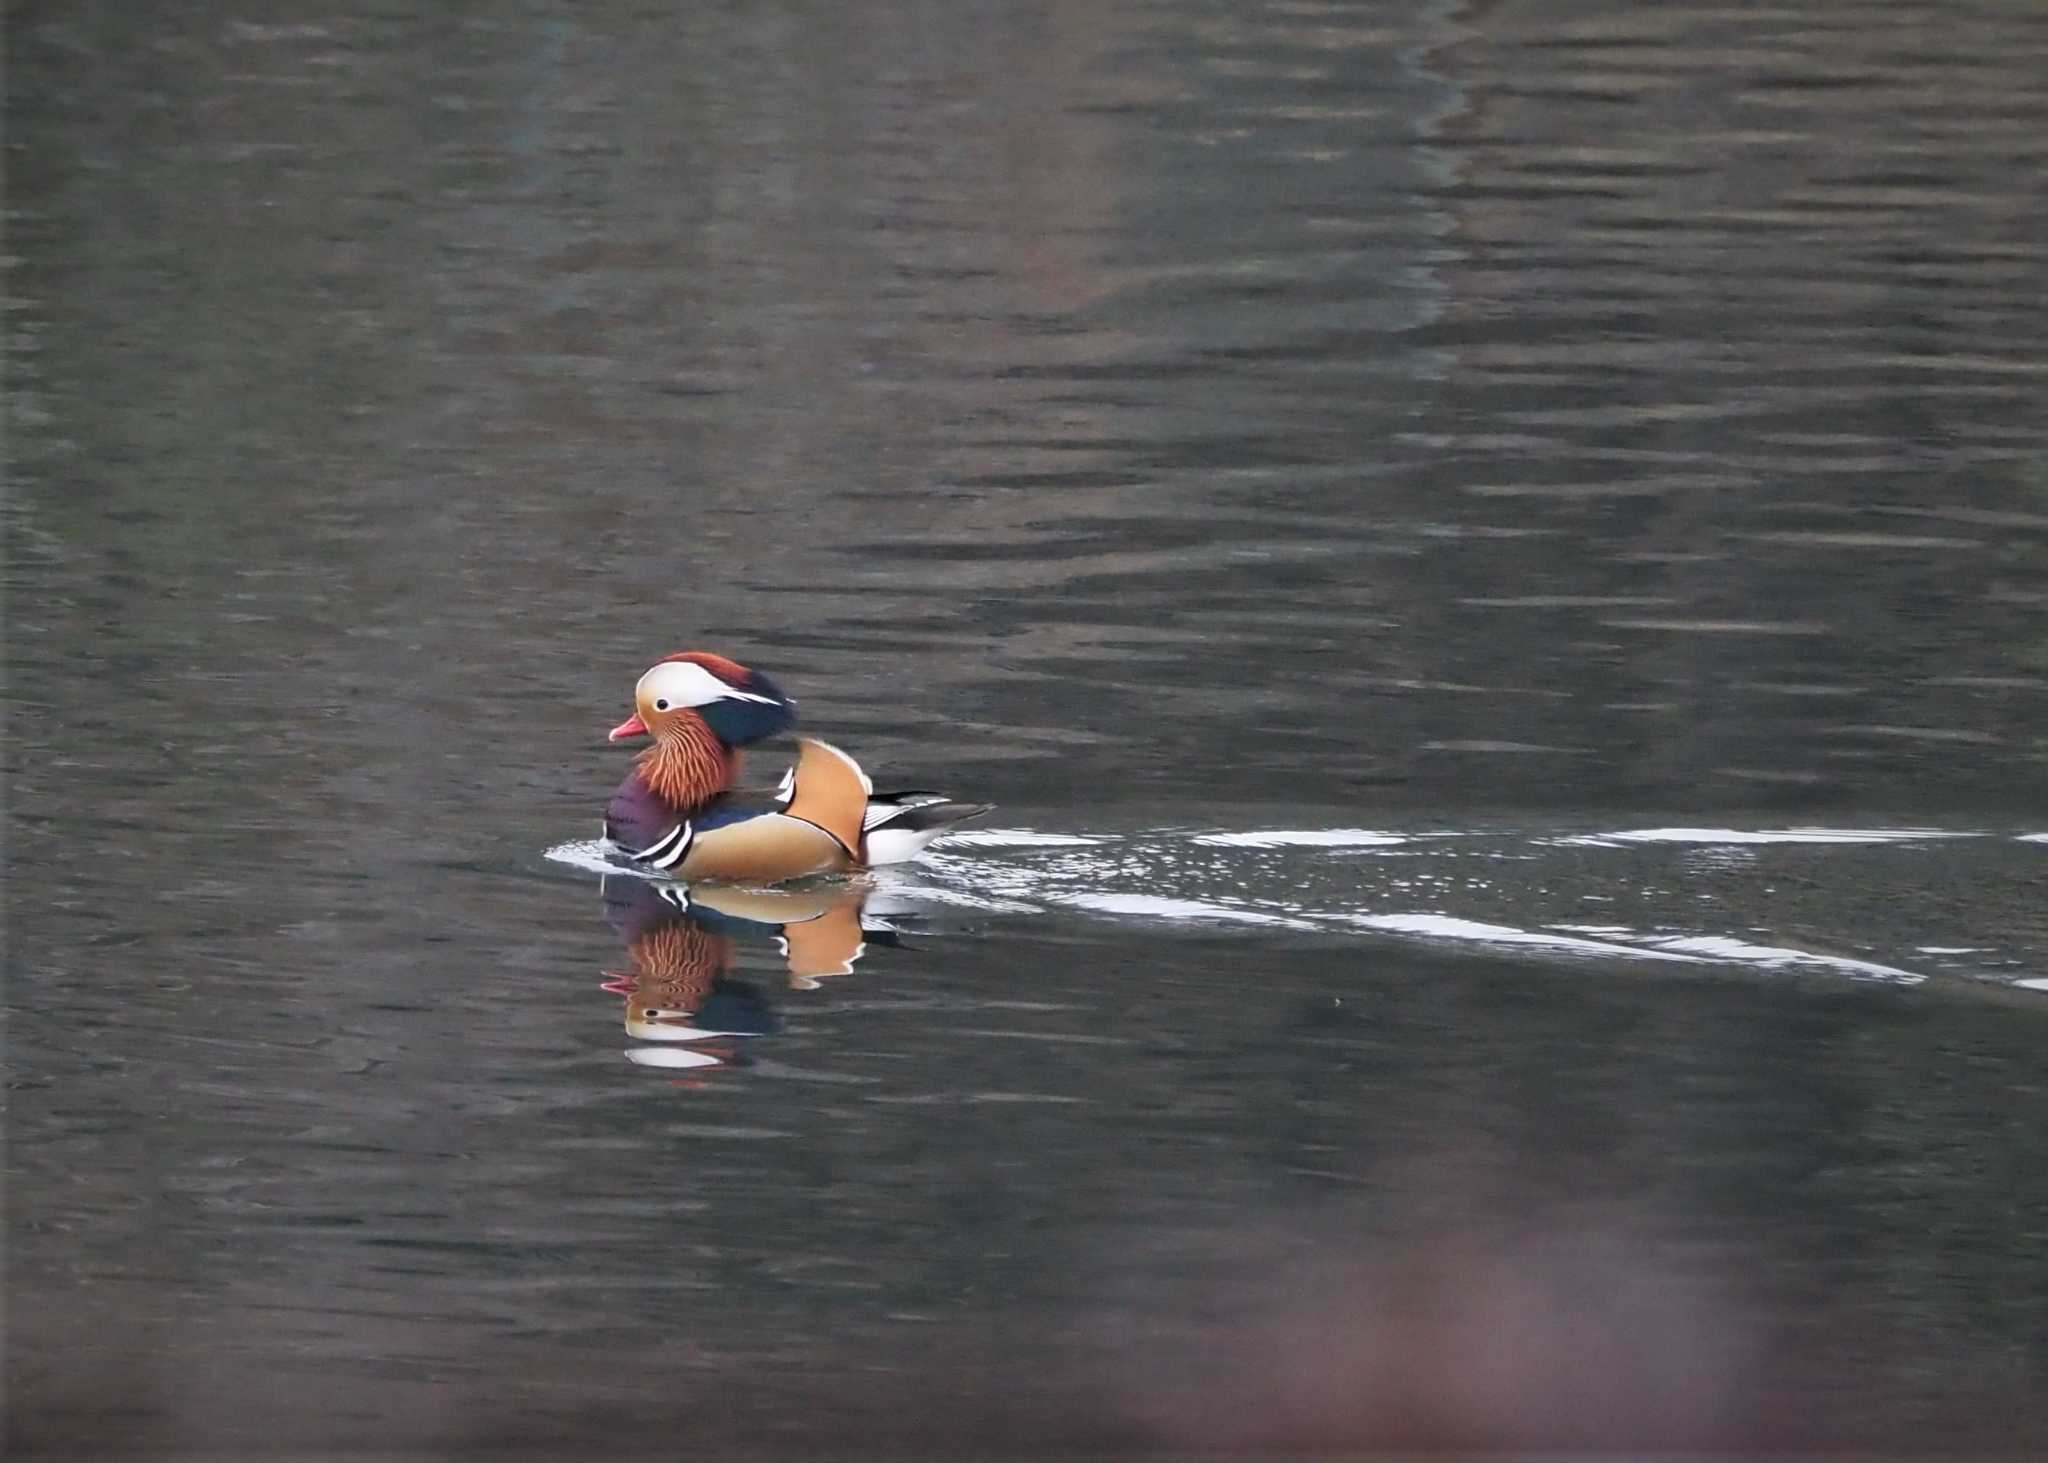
[604,772,681,854]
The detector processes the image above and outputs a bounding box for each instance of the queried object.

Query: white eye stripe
[637,660,778,710]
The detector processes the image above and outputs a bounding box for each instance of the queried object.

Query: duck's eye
[654,699,670,711]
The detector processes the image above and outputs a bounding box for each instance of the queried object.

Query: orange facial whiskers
[634,711,737,812]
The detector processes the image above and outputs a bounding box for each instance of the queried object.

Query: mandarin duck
[602,651,990,882]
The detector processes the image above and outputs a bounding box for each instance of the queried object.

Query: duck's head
[608,651,797,749]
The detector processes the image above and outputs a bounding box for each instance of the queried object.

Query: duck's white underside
[862,821,959,866]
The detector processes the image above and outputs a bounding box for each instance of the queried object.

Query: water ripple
[869,821,2045,991]
[547,814,2046,994]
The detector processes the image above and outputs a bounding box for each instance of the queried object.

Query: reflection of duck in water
[600,876,881,1072]
[601,651,990,883]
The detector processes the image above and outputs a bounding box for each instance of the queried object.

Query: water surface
[9,0,2048,1455]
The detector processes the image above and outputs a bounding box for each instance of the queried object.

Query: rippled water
[9,0,2048,1455]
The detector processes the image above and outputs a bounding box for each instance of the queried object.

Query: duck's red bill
[608,712,649,742]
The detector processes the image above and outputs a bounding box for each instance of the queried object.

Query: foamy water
[548,823,2048,991]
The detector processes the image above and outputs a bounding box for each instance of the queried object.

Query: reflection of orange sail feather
[687,886,869,984]
[781,898,868,985]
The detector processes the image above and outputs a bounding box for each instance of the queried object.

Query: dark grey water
[8,1,2048,1456]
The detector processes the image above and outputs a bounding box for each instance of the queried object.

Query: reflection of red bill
[600,971,638,995]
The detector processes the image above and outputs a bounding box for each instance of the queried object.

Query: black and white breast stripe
[632,820,694,870]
